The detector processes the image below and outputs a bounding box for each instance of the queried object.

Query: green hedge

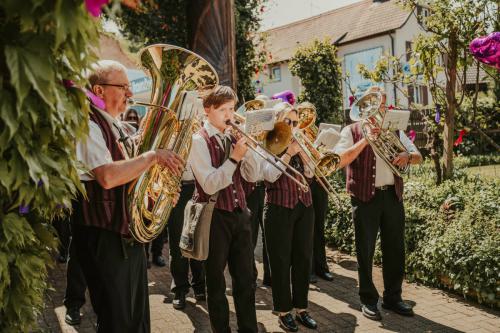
[325,155,500,307]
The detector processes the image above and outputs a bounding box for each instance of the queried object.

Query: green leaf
[4,46,31,107]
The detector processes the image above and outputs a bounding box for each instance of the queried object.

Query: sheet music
[381,109,411,130]
[244,109,276,135]
[315,127,341,150]
[318,123,342,134]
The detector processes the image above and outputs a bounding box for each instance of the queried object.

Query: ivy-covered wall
[0,1,100,331]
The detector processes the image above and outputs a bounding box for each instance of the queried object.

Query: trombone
[225,119,310,192]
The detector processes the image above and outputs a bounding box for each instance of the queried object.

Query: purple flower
[37,179,44,187]
[85,0,110,17]
[19,204,30,215]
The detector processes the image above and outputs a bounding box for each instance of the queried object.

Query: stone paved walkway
[39,235,499,333]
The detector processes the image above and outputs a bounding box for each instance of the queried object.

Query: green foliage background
[289,39,344,124]
[116,0,266,102]
[326,155,500,308]
[0,1,99,331]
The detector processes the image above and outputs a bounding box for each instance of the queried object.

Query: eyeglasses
[283,118,298,127]
[97,83,131,91]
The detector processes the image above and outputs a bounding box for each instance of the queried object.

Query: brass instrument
[226,117,310,192]
[127,44,218,243]
[294,102,340,199]
[350,91,410,177]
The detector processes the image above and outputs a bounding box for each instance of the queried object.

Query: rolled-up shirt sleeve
[333,126,354,154]
[400,131,419,153]
[240,148,261,183]
[76,121,113,180]
[190,134,238,195]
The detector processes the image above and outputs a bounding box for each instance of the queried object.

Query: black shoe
[382,301,414,316]
[309,274,318,283]
[296,311,317,329]
[65,307,81,326]
[278,313,298,332]
[194,293,206,301]
[317,271,334,281]
[153,255,166,267]
[361,303,381,321]
[172,292,186,310]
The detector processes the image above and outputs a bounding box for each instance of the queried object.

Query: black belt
[375,185,394,191]
[181,180,195,185]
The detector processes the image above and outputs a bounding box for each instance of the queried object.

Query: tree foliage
[358,0,498,182]
[115,0,266,101]
[0,1,99,331]
[289,38,343,124]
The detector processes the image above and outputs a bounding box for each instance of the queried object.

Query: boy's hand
[230,137,248,162]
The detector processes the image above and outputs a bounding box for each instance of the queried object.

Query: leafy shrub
[326,155,500,307]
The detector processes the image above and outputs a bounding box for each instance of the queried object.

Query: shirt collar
[204,121,228,138]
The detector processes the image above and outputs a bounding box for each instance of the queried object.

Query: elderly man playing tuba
[334,86,422,321]
[72,60,184,333]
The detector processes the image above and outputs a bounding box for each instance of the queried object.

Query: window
[407,85,429,106]
[269,65,281,82]
[405,41,413,62]
[416,6,430,26]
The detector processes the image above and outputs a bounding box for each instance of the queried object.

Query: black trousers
[264,202,314,312]
[167,183,205,294]
[247,184,271,283]
[351,187,405,306]
[73,225,150,333]
[54,215,87,310]
[205,208,257,333]
[146,230,166,259]
[311,179,331,275]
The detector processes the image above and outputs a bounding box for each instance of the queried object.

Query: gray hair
[88,60,127,86]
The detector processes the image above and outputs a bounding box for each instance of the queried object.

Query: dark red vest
[346,123,404,202]
[264,155,313,209]
[74,107,132,235]
[241,178,257,197]
[193,128,247,211]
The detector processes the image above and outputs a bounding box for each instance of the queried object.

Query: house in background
[255,0,431,113]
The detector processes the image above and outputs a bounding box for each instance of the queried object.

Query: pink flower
[85,0,110,17]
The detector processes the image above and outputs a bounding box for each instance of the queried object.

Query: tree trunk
[431,131,442,185]
[442,34,458,179]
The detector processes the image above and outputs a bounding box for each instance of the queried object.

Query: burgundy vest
[241,178,257,197]
[74,107,132,235]
[346,123,404,202]
[193,128,247,211]
[265,156,313,209]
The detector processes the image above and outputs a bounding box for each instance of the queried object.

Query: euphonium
[350,91,410,177]
[127,44,218,243]
[294,102,340,200]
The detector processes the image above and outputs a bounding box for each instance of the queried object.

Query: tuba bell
[350,90,410,177]
[126,44,218,243]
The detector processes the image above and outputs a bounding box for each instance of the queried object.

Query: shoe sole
[278,322,298,332]
[361,310,382,321]
[295,317,318,329]
[65,319,81,326]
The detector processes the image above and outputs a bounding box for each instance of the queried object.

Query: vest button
[235,199,239,202]
[233,190,237,194]
[372,175,375,178]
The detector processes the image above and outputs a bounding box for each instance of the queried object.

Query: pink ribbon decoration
[348,95,355,107]
[454,129,467,146]
[408,129,416,142]
[469,32,500,70]
[63,79,106,109]
[85,0,110,17]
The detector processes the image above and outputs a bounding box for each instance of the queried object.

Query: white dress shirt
[261,149,314,183]
[334,124,419,186]
[190,121,260,195]
[76,108,136,181]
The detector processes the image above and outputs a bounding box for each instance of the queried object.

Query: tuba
[350,91,409,177]
[127,44,218,243]
[293,102,340,200]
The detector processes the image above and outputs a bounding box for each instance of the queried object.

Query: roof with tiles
[261,0,412,63]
